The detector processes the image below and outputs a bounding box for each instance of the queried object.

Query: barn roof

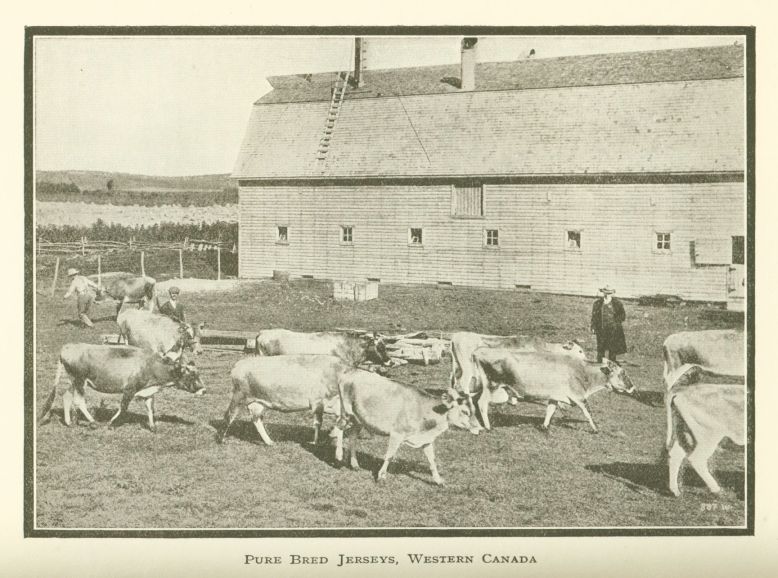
[233,44,744,180]
[258,44,743,105]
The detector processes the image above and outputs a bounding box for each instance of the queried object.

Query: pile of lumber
[338,329,450,366]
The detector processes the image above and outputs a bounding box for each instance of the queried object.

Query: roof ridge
[267,43,741,85]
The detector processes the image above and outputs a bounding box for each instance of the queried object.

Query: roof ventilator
[316,70,350,161]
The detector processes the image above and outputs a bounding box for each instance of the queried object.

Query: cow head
[563,339,587,360]
[442,388,481,435]
[600,360,636,394]
[362,332,391,365]
[173,360,206,396]
[177,323,203,355]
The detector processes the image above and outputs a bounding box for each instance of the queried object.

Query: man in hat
[590,284,627,364]
[157,286,186,323]
[63,268,101,328]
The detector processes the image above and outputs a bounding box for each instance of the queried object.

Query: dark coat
[159,300,186,323]
[591,297,627,355]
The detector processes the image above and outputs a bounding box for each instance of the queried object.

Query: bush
[37,221,239,245]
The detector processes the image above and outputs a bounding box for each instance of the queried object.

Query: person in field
[63,267,101,328]
[157,286,186,323]
[590,284,627,364]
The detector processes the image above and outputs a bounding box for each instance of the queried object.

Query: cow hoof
[539,425,550,434]
[88,422,99,430]
[590,429,599,435]
[433,477,446,486]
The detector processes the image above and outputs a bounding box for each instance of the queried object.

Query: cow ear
[600,365,612,376]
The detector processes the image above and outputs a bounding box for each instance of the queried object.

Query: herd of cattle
[38,273,746,497]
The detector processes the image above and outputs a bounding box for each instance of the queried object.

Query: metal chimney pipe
[460,37,478,91]
[354,38,365,87]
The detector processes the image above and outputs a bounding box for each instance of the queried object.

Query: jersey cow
[333,370,479,485]
[662,330,745,447]
[471,348,635,433]
[662,329,745,389]
[450,332,586,398]
[89,271,156,318]
[38,343,205,432]
[254,328,389,367]
[666,365,745,496]
[117,309,203,360]
[220,355,350,448]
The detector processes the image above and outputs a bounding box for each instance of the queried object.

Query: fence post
[97,255,102,288]
[141,251,145,277]
[81,236,85,256]
[50,257,60,297]
[179,249,184,280]
[217,246,221,281]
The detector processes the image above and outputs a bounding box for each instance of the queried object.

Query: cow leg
[144,396,157,433]
[423,443,444,486]
[377,433,404,482]
[73,386,97,428]
[109,390,134,429]
[248,402,274,446]
[667,440,687,497]
[218,395,244,444]
[476,389,492,431]
[312,404,324,445]
[573,398,599,433]
[686,435,724,494]
[541,402,558,432]
[62,388,74,427]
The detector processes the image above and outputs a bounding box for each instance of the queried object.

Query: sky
[34,34,741,177]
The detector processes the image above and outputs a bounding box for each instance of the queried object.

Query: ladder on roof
[316,71,350,161]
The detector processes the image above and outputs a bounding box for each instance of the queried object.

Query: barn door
[727,235,745,311]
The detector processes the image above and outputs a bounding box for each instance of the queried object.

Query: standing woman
[590,284,627,364]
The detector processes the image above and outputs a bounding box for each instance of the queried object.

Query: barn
[232,40,745,307]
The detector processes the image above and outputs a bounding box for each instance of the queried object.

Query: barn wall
[238,181,745,301]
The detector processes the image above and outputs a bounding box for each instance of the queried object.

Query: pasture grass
[34,279,746,529]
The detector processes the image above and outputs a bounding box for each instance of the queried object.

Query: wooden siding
[239,182,745,301]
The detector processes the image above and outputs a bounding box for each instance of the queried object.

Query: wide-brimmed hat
[168,286,181,295]
[67,268,79,277]
[599,284,616,294]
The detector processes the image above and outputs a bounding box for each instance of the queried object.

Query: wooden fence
[40,237,238,289]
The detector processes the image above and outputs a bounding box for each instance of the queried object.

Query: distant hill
[37,170,233,193]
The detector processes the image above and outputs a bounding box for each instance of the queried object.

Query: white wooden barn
[232,40,745,305]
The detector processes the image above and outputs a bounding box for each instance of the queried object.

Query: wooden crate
[334,281,378,302]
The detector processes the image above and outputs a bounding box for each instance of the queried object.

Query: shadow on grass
[211,418,315,446]
[41,406,195,429]
[330,447,444,487]
[56,315,116,327]
[586,461,745,499]
[630,390,665,408]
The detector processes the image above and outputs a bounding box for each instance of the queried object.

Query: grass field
[33,278,746,530]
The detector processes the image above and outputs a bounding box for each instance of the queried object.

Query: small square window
[409,228,423,245]
[276,226,288,243]
[485,229,499,247]
[341,226,353,243]
[656,232,671,252]
[566,230,581,250]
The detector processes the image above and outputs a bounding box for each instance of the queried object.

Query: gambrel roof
[233,44,744,180]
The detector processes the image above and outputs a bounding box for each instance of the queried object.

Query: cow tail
[38,361,64,424]
[144,280,156,311]
[471,352,488,395]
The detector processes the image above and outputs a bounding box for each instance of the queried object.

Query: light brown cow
[471,348,635,432]
[666,366,745,496]
[333,369,479,485]
[220,354,351,448]
[449,332,586,403]
[662,329,745,389]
